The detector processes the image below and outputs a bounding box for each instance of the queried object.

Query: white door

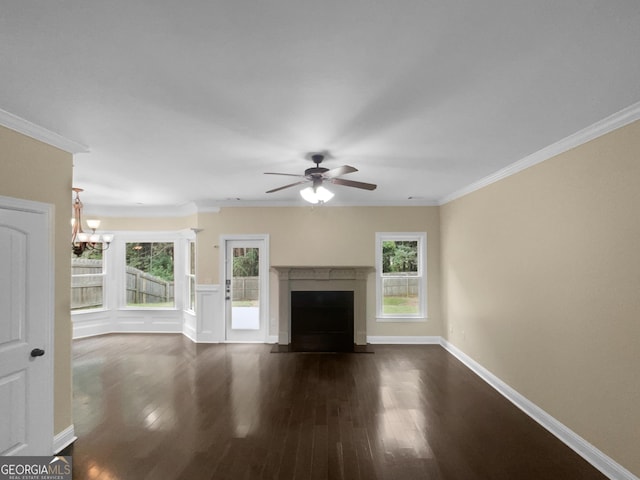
[224,238,268,342]
[0,199,53,455]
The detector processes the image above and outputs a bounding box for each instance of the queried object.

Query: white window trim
[185,239,196,314]
[71,230,195,315]
[114,231,190,311]
[375,232,427,322]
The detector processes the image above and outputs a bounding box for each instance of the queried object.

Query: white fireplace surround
[271,266,373,346]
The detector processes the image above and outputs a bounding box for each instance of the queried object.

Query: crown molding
[85,199,439,216]
[439,100,640,205]
[207,198,440,208]
[84,202,215,218]
[0,108,89,154]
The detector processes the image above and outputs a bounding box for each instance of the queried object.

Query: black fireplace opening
[291,290,354,352]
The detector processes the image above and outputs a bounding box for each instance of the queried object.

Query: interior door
[224,238,267,342]
[0,200,53,455]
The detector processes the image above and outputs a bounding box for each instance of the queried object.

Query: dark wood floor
[66,334,607,480]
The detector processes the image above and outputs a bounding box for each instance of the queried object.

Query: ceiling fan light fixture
[300,185,334,204]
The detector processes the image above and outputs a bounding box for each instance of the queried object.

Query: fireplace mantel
[271,266,373,346]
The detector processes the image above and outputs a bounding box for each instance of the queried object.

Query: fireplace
[291,290,354,352]
[271,266,373,348]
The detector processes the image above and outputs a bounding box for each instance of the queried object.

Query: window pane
[189,241,195,275]
[187,241,196,311]
[71,274,104,310]
[382,277,419,315]
[382,240,418,274]
[71,248,104,310]
[377,233,426,319]
[126,242,175,307]
[72,247,103,262]
[189,276,196,311]
[231,247,260,329]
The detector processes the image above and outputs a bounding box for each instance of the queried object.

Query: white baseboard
[180,331,276,344]
[188,335,220,343]
[440,339,638,480]
[53,425,77,454]
[182,322,197,342]
[113,325,182,334]
[182,326,221,343]
[367,335,441,344]
[73,322,111,339]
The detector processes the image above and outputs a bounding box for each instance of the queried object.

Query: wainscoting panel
[115,310,182,333]
[73,309,182,338]
[72,286,223,341]
[72,311,112,338]
[192,284,222,342]
[182,310,197,341]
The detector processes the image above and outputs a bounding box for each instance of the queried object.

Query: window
[125,242,175,308]
[375,232,426,320]
[71,247,105,311]
[186,240,196,312]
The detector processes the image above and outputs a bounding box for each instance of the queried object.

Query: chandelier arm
[71,194,84,245]
[71,187,113,257]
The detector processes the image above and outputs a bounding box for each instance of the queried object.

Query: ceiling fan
[265,153,377,203]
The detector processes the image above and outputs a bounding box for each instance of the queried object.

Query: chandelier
[71,187,113,257]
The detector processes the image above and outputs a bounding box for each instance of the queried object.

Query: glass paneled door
[224,238,268,342]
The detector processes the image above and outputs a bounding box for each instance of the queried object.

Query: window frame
[123,239,177,310]
[186,239,196,313]
[70,230,195,319]
[375,232,427,322]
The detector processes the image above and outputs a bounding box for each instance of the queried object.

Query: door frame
[0,195,54,454]
[219,234,270,342]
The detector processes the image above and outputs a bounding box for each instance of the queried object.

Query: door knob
[30,348,45,357]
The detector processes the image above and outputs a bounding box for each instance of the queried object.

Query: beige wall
[0,125,74,436]
[104,206,442,337]
[196,206,442,337]
[440,120,640,475]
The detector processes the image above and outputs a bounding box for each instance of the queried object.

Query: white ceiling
[2,1,640,212]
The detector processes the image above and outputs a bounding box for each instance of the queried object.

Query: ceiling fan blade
[329,178,377,191]
[264,172,306,178]
[266,180,309,193]
[323,165,358,179]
